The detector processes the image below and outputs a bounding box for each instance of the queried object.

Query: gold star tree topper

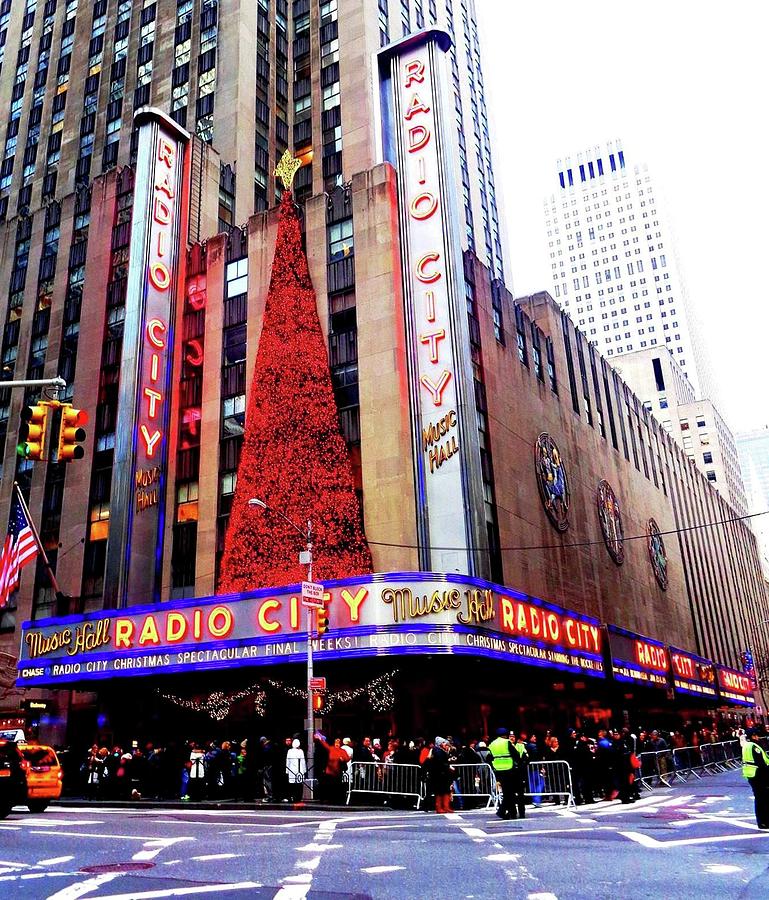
[274,149,302,191]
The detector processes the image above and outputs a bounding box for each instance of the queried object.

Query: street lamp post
[249,497,316,800]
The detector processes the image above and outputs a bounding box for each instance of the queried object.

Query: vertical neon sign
[104,109,190,608]
[378,30,488,576]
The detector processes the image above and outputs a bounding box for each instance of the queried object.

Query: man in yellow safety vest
[489,727,528,820]
[742,727,769,829]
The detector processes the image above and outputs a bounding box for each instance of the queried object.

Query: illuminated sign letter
[410,192,439,221]
[404,93,430,120]
[149,262,171,291]
[404,59,425,87]
[415,252,441,284]
[420,370,452,406]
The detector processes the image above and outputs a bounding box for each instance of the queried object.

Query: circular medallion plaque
[597,480,624,565]
[535,432,570,532]
[646,517,668,590]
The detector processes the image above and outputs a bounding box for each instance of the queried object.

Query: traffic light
[57,403,88,462]
[316,605,329,637]
[312,692,324,712]
[17,402,50,461]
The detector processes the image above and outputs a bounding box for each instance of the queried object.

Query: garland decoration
[155,671,398,720]
[156,684,267,721]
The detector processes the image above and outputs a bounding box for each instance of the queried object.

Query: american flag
[0,490,38,609]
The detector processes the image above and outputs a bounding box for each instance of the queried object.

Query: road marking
[0,827,21,831]
[71,882,263,900]
[703,864,742,874]
[274,814,340,899]
[28,830,194,842]
[189,854,241,862]
[16,818,104,826]
[361,865,406,874]
[620,830,769,848]
[295,843,342,852]
[0,859,31,867]
[692,814,757,831]
[134,838,193,861]
[0,872,71,882]
[45,871,124,900]
[528,893,559,899]
[484,852,520,862]
[38,856,75,865]
[334,823,420,832]
[490,825,613,838]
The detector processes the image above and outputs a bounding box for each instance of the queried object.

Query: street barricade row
[348,740,744,811]
[639,740,742,790]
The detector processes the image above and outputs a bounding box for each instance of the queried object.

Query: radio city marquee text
[19,582,604,681]
[400,55,460,474]
[136,134,178,512]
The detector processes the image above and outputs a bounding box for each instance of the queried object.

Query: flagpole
[13,481,61,595]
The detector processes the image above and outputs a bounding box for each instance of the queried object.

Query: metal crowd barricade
[523,760,576,808]
[672,745,704,780]
[449,762,496,809]
[721,740,741,769]
[701,742,729,773]
[346,761,425,809]
[638,750,674,788]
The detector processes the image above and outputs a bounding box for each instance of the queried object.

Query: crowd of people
[76,720,755,811]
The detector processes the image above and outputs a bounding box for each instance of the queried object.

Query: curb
[53,798,394,812]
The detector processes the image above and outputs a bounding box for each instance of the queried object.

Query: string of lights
[155,671,399,721]
[157,685,267,721]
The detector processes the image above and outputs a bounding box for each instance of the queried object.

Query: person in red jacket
[315,733,349,803]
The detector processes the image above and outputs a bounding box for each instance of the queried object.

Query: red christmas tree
[218,190,373,592]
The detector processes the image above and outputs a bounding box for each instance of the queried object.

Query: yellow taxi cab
[18,743,62,812]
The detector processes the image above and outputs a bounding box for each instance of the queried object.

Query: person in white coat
[286,738,306,802]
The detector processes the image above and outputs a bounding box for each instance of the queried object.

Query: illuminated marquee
[17,573,605,686]
[669,646,717,699]
[104,109,190,607]
[608,625,670,689]
[716,664,755,706]
[379,30,487,574]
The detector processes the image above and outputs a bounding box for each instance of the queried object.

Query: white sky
[477,0,769,434]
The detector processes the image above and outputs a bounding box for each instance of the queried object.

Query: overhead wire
[364,508,769,554]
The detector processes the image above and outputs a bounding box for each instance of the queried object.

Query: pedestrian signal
[312,692,324,712]
[316,606,329,636]
[57,404,88,462]
[17,402,50,461]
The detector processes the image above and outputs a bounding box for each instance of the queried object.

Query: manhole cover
[80,862,156,874]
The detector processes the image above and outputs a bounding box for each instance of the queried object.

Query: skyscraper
[737,427,769,572]
[543,141,708,397]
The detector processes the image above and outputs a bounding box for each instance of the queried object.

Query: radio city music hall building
[0,3,765,742]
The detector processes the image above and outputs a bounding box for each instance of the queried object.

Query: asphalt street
[1,770,767,899]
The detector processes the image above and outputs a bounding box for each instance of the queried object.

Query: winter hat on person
[342,737,352,746]
[291,739,301,748]
[435,736,448,748]
[477,741,487,749]
[496,727,508,737]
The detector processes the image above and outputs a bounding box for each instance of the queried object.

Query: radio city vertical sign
[105,109,190,608]
[378,30,488,576]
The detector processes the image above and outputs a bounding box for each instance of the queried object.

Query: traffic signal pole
[2,377,67,391]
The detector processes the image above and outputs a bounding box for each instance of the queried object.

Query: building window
[703,452,713,464]
[706,470,717,482]
[329,219,353,261]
